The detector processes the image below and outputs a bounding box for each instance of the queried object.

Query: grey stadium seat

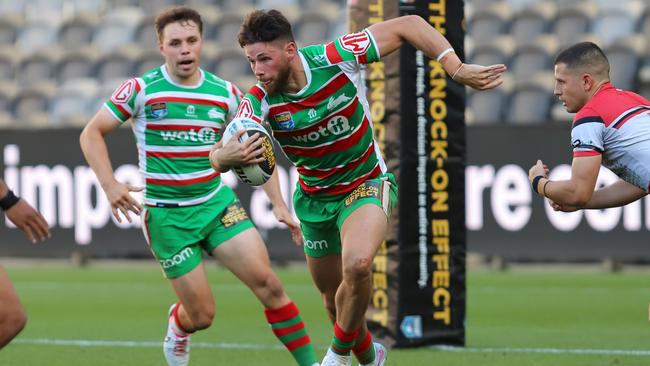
[551,3,595,48]
[12,83,55,127]
[57,48,99,83]
[592,2,643,47]
[510,36,557,83]
[17,50,60,86]
[467,2,512,46]
[467,89,509,124]
[605,35,643,92]
[59,15,98,51]
[49,78,99,126]
[294,12,333,47]
[0,16,21,46]
[96,48,138,81]
[506,73,554,125]
[510,1,555,46]
[15,18,61,54]
[213,48,252,80]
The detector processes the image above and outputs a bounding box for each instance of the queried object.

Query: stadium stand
[0,0,647,126]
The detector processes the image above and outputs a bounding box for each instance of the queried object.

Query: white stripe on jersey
[145,118,225,127]
[144,167,216,180]
[144,182,224,207]
[145,145,213,153]
[144,91,231,104]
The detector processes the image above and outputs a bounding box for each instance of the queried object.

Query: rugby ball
[219,117,276,186]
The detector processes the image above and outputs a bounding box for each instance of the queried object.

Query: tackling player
[234,9,506,366]
[0,179,50,348]
[80,7,319,366]
[529,42,649,212]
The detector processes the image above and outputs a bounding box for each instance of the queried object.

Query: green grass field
[0,262,648,365]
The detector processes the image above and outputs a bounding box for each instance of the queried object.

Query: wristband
[0,190,20,211]
[542,180,550,198]
[451,63,464,80]
[436,47,454,62]
[531,176,544,194]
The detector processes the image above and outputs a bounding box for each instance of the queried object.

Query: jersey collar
[161,64,205,89]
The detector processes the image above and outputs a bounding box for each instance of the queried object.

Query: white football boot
[163,303,190,366]
[321,347,353,366]
[359,342,387,366]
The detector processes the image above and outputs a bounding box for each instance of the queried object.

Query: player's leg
[0,266,27,348]
[142,206,214,366]
[210,227,318,366]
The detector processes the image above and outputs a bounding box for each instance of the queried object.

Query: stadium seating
[0,0,647,127]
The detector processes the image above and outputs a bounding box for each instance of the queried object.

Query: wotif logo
[160,127,217,143]
[292,116,350,143]
[304,239,328,250]
[160,247,194,269]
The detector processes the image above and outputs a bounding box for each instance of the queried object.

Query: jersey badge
[151,102,167,119]
[327,93,351,111]
[274,111,295,130]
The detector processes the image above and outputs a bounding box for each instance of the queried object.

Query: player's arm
[529,156,601,208]
[0,179,50,243]
[368,15,506,90]
[261,171,303,246]
[550,179,647,212]
[80,108,142,223]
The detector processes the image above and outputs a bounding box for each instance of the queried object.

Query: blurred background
[0,0,648,264]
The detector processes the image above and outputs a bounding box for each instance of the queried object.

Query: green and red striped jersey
[236,29,387,199]
[104,65,242,206]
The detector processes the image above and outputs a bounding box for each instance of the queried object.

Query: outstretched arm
[0,180,50,243]
[368,15,506,90]
[549,179,647,212]
[80,108,143,223]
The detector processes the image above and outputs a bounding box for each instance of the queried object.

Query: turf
[0,263,648,365]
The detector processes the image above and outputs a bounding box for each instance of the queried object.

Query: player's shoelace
[173,336,188,356]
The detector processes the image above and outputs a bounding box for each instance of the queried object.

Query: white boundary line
[12,338,650,356]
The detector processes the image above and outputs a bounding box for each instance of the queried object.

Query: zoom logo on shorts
[304,239,329,250]
[159,247,194,269]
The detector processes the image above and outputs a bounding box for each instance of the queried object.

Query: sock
[352,330,375,364]
[170,302,191,336]
[331,322,358,356]
[265,301,318,366]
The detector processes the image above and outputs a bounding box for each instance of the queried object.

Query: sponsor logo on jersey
[111,79,136,104]
[160,127,217,143]
[159,247,194,269]
[312,54,327,63]
[327,93,351,111]
[186,105,197,117]
[151,102,167,119]
[339,32,371,55]
[308,108,318,120]
[208,107,223,120]
[291,116,350,142]
[344,181,380,206]
[221,202,249,228]
[304,239,329,250]
[274,111,295,130]
[572,139,581,148]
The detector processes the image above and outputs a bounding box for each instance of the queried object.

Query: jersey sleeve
[571,107,605,157]
[323,29,380,66]
[225,81,243,122]
[104,78,142,123]
[235,84,269,125]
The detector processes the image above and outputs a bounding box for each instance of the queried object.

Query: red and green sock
[330,322,358,355]
[352,330,376,364]
[265,301,317,366]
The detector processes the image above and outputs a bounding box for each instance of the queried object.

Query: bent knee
[343,257,373,280]
[186,305,214,330]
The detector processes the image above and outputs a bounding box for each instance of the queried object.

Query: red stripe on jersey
[272,322,305,337]
[299,165,381,195]
[285,335,311,351]
[297,142,374,179]
[573,151,602,157]
[273,98,359,138]
[146,97,227,109]
[146,171,220,186]
[146,150,210,158]
[326,42,343,64]
[145,124,221,133]
[134,80,141,93]
[249,85,266,102]
[114,103,131,119]
[282,117,370,157]
[268,73,350,115]
[357,54,367,65]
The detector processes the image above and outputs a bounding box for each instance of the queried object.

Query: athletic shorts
[293,173,398,258]
[141,185,254,279]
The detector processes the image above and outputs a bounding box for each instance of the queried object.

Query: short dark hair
[554,42,609,75]
[155,6,203,42]
[238,9,295,47]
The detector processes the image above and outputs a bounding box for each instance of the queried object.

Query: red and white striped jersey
[571,82,650,192]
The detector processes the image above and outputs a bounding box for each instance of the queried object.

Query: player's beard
[265,65,291,95]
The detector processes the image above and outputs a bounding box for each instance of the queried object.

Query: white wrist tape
[436,47,455,62]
